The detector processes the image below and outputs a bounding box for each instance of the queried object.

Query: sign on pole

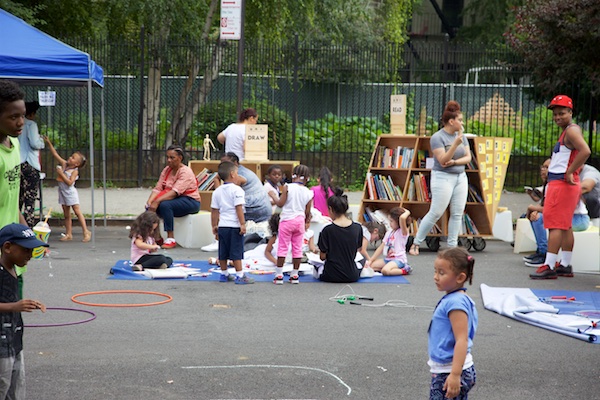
[220,0,242,40]
[38,91,56,106]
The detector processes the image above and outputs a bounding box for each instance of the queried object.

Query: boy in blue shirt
[0,223,48,399]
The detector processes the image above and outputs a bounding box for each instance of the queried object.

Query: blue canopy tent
[0,8,106,243]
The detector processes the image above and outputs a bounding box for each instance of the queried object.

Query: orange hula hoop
[71,290,173,307]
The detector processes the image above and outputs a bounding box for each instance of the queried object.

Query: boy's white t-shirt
[280,183,314,221]
[211,182,245,227]
[361,225,370,241]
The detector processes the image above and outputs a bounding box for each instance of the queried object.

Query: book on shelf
[407,176,416,201]
[467,157,478,170]
[363,206,389,226]
[372,145,414,168]
[198,172,219,191]
[467,184,484,203]
[417,149,430,168]
[412,217,442,235]
[365,174,403,201]
[461,213,480,235]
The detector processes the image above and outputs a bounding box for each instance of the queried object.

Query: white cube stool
[493,210,513,242]
[513,218,538,254]
[561,226,600,274]
[160,211,214,249]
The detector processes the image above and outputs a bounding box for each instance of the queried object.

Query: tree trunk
[166,0,220,148]
[167,41,225,147]
[143,62,162,151]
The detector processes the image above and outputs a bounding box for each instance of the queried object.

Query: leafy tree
[458,0,523,44]
[505,0,600,102]
[0,0,44,25]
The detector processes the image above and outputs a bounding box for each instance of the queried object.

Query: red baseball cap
[548,95,573,110]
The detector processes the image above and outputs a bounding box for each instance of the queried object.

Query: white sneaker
[201,240,219,252]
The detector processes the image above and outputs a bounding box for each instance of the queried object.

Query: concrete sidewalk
[41,186,531,221]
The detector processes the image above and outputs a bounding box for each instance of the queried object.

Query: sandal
[82,230,92,242]
[60,234,73,242]
[409,244,420,256]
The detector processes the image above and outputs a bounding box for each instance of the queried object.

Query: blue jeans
[430,365,476,400]
[531,214,547,254]
[156,196,201,232]
[531,213,590,254]
[415,170,468,248]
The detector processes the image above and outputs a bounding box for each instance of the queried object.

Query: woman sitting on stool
[146,145,201,249]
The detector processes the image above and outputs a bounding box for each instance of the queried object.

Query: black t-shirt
[317,222,363,283]
[0,265,23,357]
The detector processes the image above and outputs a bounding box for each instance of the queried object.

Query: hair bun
[445,101,461,113]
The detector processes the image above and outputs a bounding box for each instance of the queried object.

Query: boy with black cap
[529,95,591,279]
[0,223,48,399]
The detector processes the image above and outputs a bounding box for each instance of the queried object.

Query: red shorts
[543,180,581,230]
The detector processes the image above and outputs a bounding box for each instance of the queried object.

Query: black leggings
[135,254,173,269]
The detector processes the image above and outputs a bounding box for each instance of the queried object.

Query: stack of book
[372,145,415,168]
[407,173,431,202]
[365,173,403,201]
[196,168,219,191]
[467,184,484,203]
[461,213,479,235]
[362,206,390,227]
[409,218,442,236]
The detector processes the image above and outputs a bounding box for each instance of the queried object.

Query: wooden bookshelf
[359,134,512,251]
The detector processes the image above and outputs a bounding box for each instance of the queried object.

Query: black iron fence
[22,36,599,190]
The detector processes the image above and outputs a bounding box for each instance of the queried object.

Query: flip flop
[409,244,420,256]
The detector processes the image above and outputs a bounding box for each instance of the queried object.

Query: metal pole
[137,26,145,187]
[101,89,107,227]
[236,0,246,115]
[87,79,95,246]
[291,33,299,161]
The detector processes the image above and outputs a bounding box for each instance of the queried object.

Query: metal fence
[23,36,599,190]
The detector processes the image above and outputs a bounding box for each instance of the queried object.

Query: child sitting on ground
[263,164,283,212]
[211,161,254,284]
[129,211,173,271]
[315,189,364,283]
[43,136,91,242]
[0,223,48,398]
[358,221,386,265]
[368,207,413,275]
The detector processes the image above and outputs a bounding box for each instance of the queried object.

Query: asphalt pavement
[20,187,600,399]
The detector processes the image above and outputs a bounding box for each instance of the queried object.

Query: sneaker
[524,254,546,268]
[219,273,235,282]
[289,275,300,284]
[235,274,255,284]
[201,240,219,252]
[273,275,284,285]
[555,263,574,277]
[162,238,176,249]
[523,252,542,262]
[529,265,558,280]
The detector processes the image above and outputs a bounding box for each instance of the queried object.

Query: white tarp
[480,284,599,343]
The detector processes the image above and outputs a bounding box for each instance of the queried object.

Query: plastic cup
[32,223,51,259]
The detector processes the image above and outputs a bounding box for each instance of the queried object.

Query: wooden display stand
[358,134,512,251]
[189,159,299,211]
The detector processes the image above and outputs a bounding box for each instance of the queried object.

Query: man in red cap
[530,95,591,279]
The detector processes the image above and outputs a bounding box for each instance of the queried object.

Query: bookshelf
[189,160,299,211]
[359,134,512,251]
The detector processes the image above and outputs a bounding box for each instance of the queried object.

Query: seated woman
[146,145,201,248]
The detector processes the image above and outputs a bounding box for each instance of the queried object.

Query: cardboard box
[245,124,269,161]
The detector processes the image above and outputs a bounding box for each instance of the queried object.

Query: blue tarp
[0,9,104,87]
